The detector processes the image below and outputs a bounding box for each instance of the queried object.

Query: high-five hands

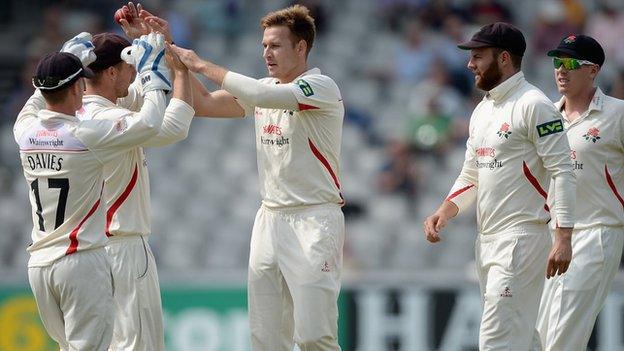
[122,33,172,93]
[61,32,96,66]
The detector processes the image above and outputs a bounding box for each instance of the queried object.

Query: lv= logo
[537,120,564,137]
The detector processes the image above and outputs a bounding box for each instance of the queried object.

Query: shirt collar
[588,87,605,113]
[37,109,79,124]
[275,68,321,84]
[83,94,117,107]
[554,87,604,115]
[485,71,524,103]
[298,67,320,78]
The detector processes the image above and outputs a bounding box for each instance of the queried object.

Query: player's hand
[139,9,174,44]
[118,2,150,40]
[423,201,458,243]
[169,44,207,73]
[423,213,447,243]
[165,42,187,72]
[121,32,172,93]
[61,32,96,66]
[546,228,573,279]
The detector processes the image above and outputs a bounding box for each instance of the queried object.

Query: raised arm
[135,7,247,118]
[141,44,195,147]
[171,44,299,113]
[13,90,46,141]
[76,33,171,160]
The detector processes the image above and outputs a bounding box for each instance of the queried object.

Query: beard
[475,61,503,91]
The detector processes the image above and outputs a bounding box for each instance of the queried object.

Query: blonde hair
[261,5,316,56]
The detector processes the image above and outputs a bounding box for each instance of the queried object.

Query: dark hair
[493,48,522,70]
[261,5,316,56]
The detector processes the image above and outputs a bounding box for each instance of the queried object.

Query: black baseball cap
[458,22,526,57]
[88,33,131,72]
[547,34,605,66]
[32,52,94,92]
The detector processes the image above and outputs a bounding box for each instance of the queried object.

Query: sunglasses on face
[553,57,595,70]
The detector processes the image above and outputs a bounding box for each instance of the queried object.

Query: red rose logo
[582,127,601,143]
[497,122,512,138]
[588,127,599,137]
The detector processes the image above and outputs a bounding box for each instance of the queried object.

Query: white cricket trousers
[248,203,345,351]
[28,247,114,351]
[475,224,551,351]
[106,235,165,351]
[536,227,624,351]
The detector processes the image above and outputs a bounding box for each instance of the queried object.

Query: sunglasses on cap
[553,57,595,70]
[32,68,84,90]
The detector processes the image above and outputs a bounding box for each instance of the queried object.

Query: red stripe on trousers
[66,199,101,255]
[106,165,139,237]
[522,161,550,212]
[605,165,624,209]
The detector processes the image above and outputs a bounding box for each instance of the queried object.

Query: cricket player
[536,35,624,351]
[69,23,193,350]
[423,22,577,350]
[13,32,171,350]
[145,5,345,350]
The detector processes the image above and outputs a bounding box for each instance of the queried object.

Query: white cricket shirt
[446,72,576,234]
[549,88,624,229]
[232,68,345,209]
[14,90,167,267]
[81,83,194,237]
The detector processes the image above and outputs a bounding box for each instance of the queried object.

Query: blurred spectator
[467,0,513,24]
[433,14,472,95]
[62,9,104,36]
[222,0,243,54]
[406,60,465,122]
[344,105,382,145]
[377,140,419,200]
[531,1,576,56]
[290,0,329,36]
[609,69,624,100]
[561,0,586,29]
[419,0,467,30]
[2,56,37,126]
[586,3,624,69]
[377,0,425,32]
[29,5,66,54]
[406,96,453,162]
[393,20,435,83]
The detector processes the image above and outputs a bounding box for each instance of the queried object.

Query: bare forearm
[188,73,245,118]
[437,200,459,219]
[197,60,228,87]
[172,69,192,106]
[554,227,573,240]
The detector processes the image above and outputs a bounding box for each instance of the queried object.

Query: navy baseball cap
[32,52,94,92]
[458,22,526,57]
[88,33,131,72]
[547,34,605,66]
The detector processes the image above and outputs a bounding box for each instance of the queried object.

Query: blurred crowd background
[1,0,624,283]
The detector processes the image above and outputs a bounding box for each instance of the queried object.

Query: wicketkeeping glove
[121,33,172,93]
[60,32,96,66]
